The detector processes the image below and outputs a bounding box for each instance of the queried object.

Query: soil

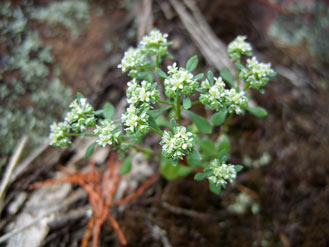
[2,0,329,246]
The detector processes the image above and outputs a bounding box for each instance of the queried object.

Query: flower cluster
[199,77,248,114]
[160,126,194,161]
[94,119,120,147]
[49,122,71,148]
[240,57,275,90]
[224,89,249,114]
[227,35,252,61]
[140,29,170,56]
[164,63,198,98]
[117,48,148,77]
[118,29,170,78]
[49,97,96,147]
[65,98,96,132]
[126,79,160,108]
[121,105,149,135]
[205,159,237,187]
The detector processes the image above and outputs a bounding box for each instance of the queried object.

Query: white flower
[64,97,96,132]
[228,35,252,61]
[140,29,169,56]
[49,121,71,148]
[223,89,248,114]
[94,119,120,147]
[126,79,159,108]
[200,77,247,114]
[160,126,194,161]
[121,105,149,135]
[118,47,148,77]
[240,56,274,90]
[205,159,237,186]
[164,63,198,98]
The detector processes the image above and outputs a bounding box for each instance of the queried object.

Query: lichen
[30,0,90,37]
[0,1,76,166]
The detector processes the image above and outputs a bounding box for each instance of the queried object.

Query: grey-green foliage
[30,0,90,37]
[268,0,329,65]
[0,1,75,166]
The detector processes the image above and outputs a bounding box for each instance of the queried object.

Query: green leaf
[177,165,193,177]
[120,155,134,174]
[76,92,84,100]
[259,88,265,94]
[210,109,227,126]
[268,71,277,78]
[196,88,206,93]
[187,156,201,167]
[189,148,201,161]
[85,142,96,158]
[194,73,204,81]
[194,172,207,181]
[156,116,171,129]
[247,106,268,118]
[209,182,221,195]
[217,134,230,159]
[217,150,228,163]
[103,102,115,119]
[235,62,245,71]
[186,110,212,134]
[234,165,243,172]
[147,115,163,134]
[155,68,168,79]
[186,55,198,72]
[137,71,154,82]
[183,97,192,110]
[76,92,84,105]
[149,106,171,119]
[220,69,234,88]
[207,71,214,85]
[167,53,174,59]
[112,125,121,134]
[170,118,177,129]
[198,138,217,160]
[94,110,104,115]
[161,160,191,180]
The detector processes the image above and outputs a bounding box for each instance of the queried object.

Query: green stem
[192,100,201,106]
[132,144,151,155]
[236,69,241,92]
[175,93,182,124]
[158,99,171,105]
[132,144,161,158]
[67,133,97,137]
[243,82,250,91]
[214,112,234,141]
[156,55,161,68]
[150,126,163,135]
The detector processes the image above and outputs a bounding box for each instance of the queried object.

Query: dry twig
[169,0,234,73]
[0,136,29,215]
[31,152,160,247]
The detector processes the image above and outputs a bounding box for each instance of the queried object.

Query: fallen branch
[30,152,159,247]
[0,136,29,215]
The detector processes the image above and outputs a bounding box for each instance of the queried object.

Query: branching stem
[175,93,182,124]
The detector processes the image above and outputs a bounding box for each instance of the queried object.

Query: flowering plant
[49,31,276,194]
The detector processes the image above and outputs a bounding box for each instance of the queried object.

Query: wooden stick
[115,173,159,206]
[0,136,29,215]
[108,214,127,246]
[82,216,95,247]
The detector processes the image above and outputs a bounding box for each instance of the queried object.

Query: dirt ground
[1,0,329,246]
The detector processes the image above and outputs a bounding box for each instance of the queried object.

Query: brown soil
[2,0,329,246]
